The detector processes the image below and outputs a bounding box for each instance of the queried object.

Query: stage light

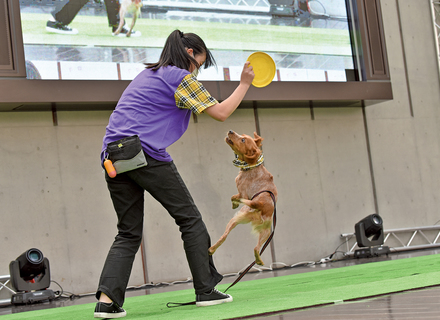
[355,214,384,247]
[354,214,390,258]
[9,248,55,304]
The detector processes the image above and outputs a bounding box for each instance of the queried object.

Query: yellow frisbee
[247,52,276,88]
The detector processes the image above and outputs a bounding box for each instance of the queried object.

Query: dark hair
[145,30,216,71]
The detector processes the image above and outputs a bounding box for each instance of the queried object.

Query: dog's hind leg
[126,9,138,37]
[254,227,271,265]
[209,208,251,255]
[113,8,127,36]
[208,218,238,255]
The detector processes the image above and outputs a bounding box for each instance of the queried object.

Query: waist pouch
[106,135,148,174]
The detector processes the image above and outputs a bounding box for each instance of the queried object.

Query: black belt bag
[106,135,148,174]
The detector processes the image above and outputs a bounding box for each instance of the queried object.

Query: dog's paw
[208,247,215,255]
[254,251,264,265]
[231,201,239,209]
[255,255,264,265]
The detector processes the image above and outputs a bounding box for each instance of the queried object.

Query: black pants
[96,154,223,307]
[52,0,120,27]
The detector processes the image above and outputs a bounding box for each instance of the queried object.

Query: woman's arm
[204,62,255,122]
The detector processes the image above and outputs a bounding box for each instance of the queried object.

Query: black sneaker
[46,21,78,35]
[94,302,126,318]
[112,25,141,37]
[196,288,233,307]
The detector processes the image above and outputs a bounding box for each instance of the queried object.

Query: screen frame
[0,0,392,112]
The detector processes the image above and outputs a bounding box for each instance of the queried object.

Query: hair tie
[179,31,184,38]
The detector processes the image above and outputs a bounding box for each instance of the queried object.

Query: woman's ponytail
[146,30,216,71]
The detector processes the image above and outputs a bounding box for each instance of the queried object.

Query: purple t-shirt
[101,65,215,163]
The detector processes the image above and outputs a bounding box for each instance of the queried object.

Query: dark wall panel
[357,0,390,80]
[0,0,25,77]
[0,0,12,68]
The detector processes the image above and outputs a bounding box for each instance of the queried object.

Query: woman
[94,29,254,319]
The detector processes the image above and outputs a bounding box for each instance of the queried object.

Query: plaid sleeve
[175,74,218,115]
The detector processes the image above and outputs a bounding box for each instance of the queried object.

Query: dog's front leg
[231,194,241,209]
[240,195,273,215]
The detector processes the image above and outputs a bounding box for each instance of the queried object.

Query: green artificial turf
[3,254,440,319]
[20,12,351,55]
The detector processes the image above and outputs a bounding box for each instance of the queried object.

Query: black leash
[224,190,277,293]
[167,301,195,308]
[166,190,276,307]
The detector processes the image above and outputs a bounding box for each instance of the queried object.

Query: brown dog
[113,0,142,37]
[208,131,278,266]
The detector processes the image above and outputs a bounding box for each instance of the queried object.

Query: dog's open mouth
[225,137,233,145]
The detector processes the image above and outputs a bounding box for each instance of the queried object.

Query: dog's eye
[241,138,245,143]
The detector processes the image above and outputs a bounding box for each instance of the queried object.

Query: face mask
[190,52,199,77]
[191,68,199,78]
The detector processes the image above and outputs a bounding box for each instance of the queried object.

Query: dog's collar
[232,153,264,171]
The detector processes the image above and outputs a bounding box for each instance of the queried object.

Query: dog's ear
[253,132,264,148]
[244,142,261,164]
[244,150,259,164]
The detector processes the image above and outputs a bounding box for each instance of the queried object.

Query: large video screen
[19,0,354,82]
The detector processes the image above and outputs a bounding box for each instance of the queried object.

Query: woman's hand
[241,61,255,87]
[204,61,256,122]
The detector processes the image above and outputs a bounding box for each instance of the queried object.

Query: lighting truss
[341,225,440,257]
